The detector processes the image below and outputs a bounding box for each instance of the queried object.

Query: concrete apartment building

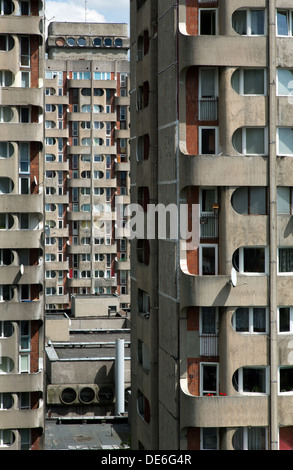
[130,0,293,450]
[0,0,45,450]
[44,22,130,314]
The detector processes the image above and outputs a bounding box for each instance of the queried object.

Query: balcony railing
[198,97,218,121]
[200,334,218,356]
[200,212,218,239]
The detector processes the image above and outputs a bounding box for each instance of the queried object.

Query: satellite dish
[20,264,24,275]
[230,267,237,287]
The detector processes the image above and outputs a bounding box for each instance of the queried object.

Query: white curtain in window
[232,10,247,35]
[279,248,293,273]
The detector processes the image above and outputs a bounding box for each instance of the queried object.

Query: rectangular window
[277,69,293,96]
[199,127,218,155]
[199,245,218,275]
[233,307,267,333]
[277,128,293,156]
[277,187,293,214]
[278,307,293,333]
[278,247,293,274]
[199,9,217,35]
[21,71,30,88]
[200,363,218,396]
[279,367,293,394]
[201,428,218,450]
[199,68,218,120]
[20,36,30,67]
[277,10,293,37]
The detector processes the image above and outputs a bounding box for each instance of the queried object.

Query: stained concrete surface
[45,419,131,450]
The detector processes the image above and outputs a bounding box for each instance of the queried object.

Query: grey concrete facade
[130,0,293,451]
[0,0,45,450]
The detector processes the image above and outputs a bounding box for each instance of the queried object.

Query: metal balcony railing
[198,97,218,121]
[200,212,218,239]
[200,334,219,357]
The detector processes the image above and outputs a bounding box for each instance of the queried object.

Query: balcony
[180,379,269,428]
[200,212,218,240]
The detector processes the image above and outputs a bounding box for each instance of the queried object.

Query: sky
[45,0,130,28]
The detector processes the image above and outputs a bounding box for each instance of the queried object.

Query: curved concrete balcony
[46,94,68,105]
[179,35,267,70]
[0,407,44,429]
[45,161,69,172]
[92,79,117,89]
[94,178,117,188]
[0,300,42,321]
[1,87,43,108]
[115,161,130,171]
[0,230,42,249]
[0,194,43,214]
[67,211,91,221]
[179,271,268,309]
[67,145,90,155]
[179,153,268,188]
[180,379,269,428]
[45,128,68,139]
[0,265,43,285]
[115,128,130,139]
[67,178,91,188]
[2,16,43,36]
[0,122,43,142]
[115,96,130,106]
[45,294,69,304]
[45,259,69,271]
[67,244,91,255]
[0,370,43,393]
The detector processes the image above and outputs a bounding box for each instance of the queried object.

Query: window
[199,245,218,275]
[233,127,267,155]
[72,71,90,80]
[198,68,218,120]
[200,188,218,239]
[199,9,217,35]
[201,428,218,450]
[137,289,150,317]
[231,187,267,215]
[232,9,265,36]
[279,367,293,393]
[232,307,267,333]
[278,307,293,333]
[200,307,218,356]
[277,10,293,37]
[19,142,29,173]
[277,69,293,96]
[21,71,30,88]
[20,176,30,194]
[19,321,30,373]
[277,128,293,156]
[199,127,218,155]
[200,363,218,396]
[232,367,268,393]
[278,247,293,274]
[0,142,13,159]
[0,0,13,15]
[277,187,293,213]
[0,106,12,122]
[0,70,12,86]
[233,247,267,274]
[231,68,266,95]
[20,36,30,67]
[232,427,268,450]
